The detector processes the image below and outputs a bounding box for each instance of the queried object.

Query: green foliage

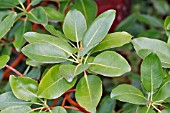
[0,0,170,113]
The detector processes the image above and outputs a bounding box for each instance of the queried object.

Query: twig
[3,54,25,79]
[62,94,69,107]
[63,106,81,111]
[51,98,59,107]
[5,65,25,77]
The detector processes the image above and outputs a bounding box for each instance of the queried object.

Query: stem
[63,106,81,111]
[23,66,30,75]
[62,94,69,107]
[18,0,26,11]
[26,0,31,11]
[51,98,59,107]
[5,65,25,77]
[146,103,151,113]
[3,54,25,79]
[152,104,162,113]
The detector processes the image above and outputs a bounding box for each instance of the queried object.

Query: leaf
[24,32,76,56]
[80,10,116,56]
[152,0,169,15]
[164,16,170,30]
[137,14,162,28]
[97,96,116,113]
[51,106,67,113]
[75,75,102,113]
[141,53,163,92]
[153,80,170,101]
[164,16,170,37]
[136,106,156,113]
[111,84,148,105]
[162,108,170,113]
[0,55,9,69]
[27,6,48,25]
[138,29,162,39]
[44,25,67,39]
[9,75,38,102]
[0,92,30,110]
[0,0,25,8]
[92,31,132,53]
[132,37,170,68]
[0,10,12,22]
[31,0,42,6]
[59,64,88,82]
[13,21,32,52]
[22,42,68,63]
[0,106,31,113]
[37,65,76,99]
[26,58,42,67]
[0,12,17,39]
[88,51,131,77]
[71,0,97,25]
[63,9,87,42]
[115,13,137,31]
[43,7,64,22]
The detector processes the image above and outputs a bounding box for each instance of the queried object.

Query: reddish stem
[63,106,81,111]
[3,54,25,79]
[67,94,90,113]
[27,0,31,11]
[62,94,69,107]
[51,98,59,107]
[5,65,25,77]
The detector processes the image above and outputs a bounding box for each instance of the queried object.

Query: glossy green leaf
[0,0,25,8]
[24,32,76,56]
[141,53,163,92]
[136,106,155,113]
[13,21,32,52]
[9,75,38,102]
[37,65,76,99]
[71,0,97,25]
[75,75,102,113]
[111,84,148,105]
[153,80,170,101]
[22,42,68,63]
[88,51,131,77]
[59,64,88,82]
[164,16,170,30]
[97,96,116,113]
[26,58,42,67]
[80,10,116,56]
[0,106,31,113]
[137,14,162,28]
[0,92,30,110]
[0,12,17,39]
[138,29,162,39]
[162,108,170,113]
[44,7,64,22]
[115,13,137,31]
[0,10,12,22]
[31,0,42,6]
[27,6,48,25]
[92,31,132,53]
[132,38,170,68]
[51,106,67,113]
[0,55,9,69]
[152,0,169,15]
[44,25,68,40]
[63,9,87,42]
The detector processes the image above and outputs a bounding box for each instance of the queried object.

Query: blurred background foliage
[0,0,170,112]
